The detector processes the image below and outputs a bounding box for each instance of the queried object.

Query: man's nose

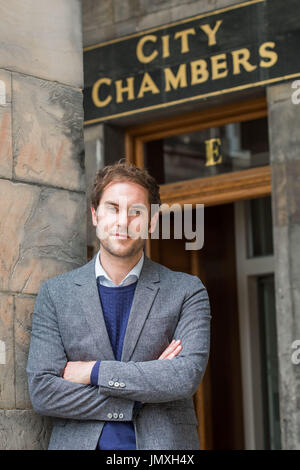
[117,209,129,227]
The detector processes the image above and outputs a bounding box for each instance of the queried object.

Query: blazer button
[119,413,124,419]
[108,380,114,386]
[119,382,125,388]
[107,413,113,419]
[113,413,118,419]
[114,381,120,387]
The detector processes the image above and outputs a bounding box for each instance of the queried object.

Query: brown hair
[90,159,161,212]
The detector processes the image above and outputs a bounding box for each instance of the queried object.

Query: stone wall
[0,0,85,449]
[267,81,300,450]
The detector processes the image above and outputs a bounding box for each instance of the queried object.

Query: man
[26,161,211,450]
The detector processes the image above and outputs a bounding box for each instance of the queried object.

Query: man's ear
[91,206,98,227]
[148,210,159,234]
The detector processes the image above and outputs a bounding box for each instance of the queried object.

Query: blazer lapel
[121,254,160,363]
[73,254,115,361]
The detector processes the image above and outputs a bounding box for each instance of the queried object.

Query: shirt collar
[95,248,144,286]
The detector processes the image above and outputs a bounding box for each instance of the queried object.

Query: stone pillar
[0,1,85,449]
[267,81,300,450]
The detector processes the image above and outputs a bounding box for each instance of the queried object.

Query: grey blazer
[26,253,211,450]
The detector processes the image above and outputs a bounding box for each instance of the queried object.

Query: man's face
[91,180,158,258]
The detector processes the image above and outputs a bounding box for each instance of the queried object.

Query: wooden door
[150,205,244,449]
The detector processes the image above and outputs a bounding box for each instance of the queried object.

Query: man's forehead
[101,181,149,204]
[104,180,146,192]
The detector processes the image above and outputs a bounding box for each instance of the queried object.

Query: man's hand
[158,339,182,360]
[63,360,97,385]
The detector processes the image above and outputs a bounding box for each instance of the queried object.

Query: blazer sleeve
[95,276,211,403]
[26,281,136,421]
[90,361,143,410]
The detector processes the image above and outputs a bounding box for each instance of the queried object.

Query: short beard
[99,236,146,259]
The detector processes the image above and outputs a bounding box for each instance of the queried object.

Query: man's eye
[129,209,141,216]
[108,206,117,212]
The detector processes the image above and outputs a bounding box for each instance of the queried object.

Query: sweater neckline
[97,279,138,291]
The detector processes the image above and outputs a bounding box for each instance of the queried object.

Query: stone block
[268,81,300,450]
[83,0,114,33]
[15,295,35,409]
[83,22,117,48]
[139,0,243,19]
[114,0,141,23]
[12,73,85,192]
[0,0,83,88]
[270,161,300,227]
[271,222,300,451]
[267,80,295,104]
[114,17,140,39]
[0,69,12,179]
[272,223,300,451]
[0,179,39,293]
[139,0,184,15]
[268,81,300,164]
[273,225,300,337]
[0,179,87,295]
[0,410,52,450]
[0,294,15,409]
[136,9,172,32]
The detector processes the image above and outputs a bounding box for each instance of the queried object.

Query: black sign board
[83,0,300,125]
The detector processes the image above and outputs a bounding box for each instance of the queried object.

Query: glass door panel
[145,117,269,184]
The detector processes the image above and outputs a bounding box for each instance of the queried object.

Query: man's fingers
[159,340,182,360]
[158,342,175,360]
[158,339,181,360]
[166,344,182,360]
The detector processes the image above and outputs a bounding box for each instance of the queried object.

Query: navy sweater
[91,279,140,450]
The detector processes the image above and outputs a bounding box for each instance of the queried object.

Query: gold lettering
[92,78,112,108]
[164,64,187,91]
[259,41,278,68]
[205,138,222,166]
[162,35,170,58]
[200,20,223,46]
[115,77,135,103]
[136,35,158,64]
[174,28,196,53]
[232,48,257,74]
[211,53,228,80]
[137,72,160,98]
[190,59,209,85]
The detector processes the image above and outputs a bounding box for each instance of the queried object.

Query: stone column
[267,81,300,450]
[0,1,85,449]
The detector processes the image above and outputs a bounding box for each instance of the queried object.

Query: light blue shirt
[95,248,144,287]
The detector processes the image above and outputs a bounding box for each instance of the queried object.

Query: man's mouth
[115,233,129,239]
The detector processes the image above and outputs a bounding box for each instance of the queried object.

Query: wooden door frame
[124,96,271,450]
[125,96,271,208]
